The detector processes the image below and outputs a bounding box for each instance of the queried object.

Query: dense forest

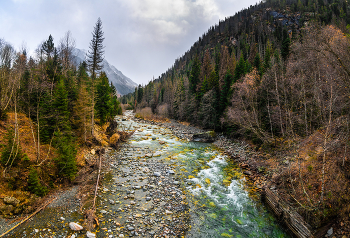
[0,19,122,199]
[121,0,350,229]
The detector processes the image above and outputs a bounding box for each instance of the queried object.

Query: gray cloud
[1,0,259,84]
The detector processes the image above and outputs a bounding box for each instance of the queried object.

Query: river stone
[69,222,83,231]
[326,227,333,237]
[167,170,175,175]
[146,197,151,201]
[100,210,108,214]
[143,167,150,173]
[109,199,115,205]
[128,226,135,231]
[86,231,96,238]
[154,172,161,177]
[4,196,20,206]
[165,210,173,215]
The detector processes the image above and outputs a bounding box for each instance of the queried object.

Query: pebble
[326,227,333,237]
[86,231,96,238]
[109,199,115,205]
[69,222,83,231]
[154,172,161,177]
[167,170,175,174]
[165,210,173,215]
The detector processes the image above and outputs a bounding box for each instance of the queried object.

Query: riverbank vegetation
[0,18,122,217]
[121,0,350,231]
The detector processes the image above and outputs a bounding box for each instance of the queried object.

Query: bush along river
[7,111,289,238]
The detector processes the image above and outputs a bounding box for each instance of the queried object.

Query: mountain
[72,48,138,95]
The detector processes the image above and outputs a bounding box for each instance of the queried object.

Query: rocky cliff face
[72,48,137,95]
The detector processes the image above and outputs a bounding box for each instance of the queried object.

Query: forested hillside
[122,0,350,230]
[0,19,122,205]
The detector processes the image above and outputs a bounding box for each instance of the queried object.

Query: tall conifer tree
[87,17,104,135]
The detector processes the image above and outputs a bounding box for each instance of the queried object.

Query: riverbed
[8,111,289,237]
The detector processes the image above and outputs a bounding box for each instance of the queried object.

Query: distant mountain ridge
[72,48,137,95]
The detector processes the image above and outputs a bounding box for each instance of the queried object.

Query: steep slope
[72,48,137,95]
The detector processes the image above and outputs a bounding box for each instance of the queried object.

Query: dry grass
[0,113,56,199]
[110,133,120,145]
[260,130,350,228]
[135,107,170,122]
[179,121,191,126]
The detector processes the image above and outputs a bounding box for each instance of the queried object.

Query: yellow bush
[110,133,120,145]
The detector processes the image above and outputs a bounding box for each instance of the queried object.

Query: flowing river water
[9,111,289,238]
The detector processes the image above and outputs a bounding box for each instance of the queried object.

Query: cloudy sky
[1,0,259,85]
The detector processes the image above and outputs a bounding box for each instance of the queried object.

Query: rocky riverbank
[134,115,350,238]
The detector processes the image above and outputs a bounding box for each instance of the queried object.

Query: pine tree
[189,56,201,94]
[95,72,112,125]
[53,79,70,132]
[87,17,105,135]
[54,131,77,181]
[234,53,246,81]
[28,167,47,197]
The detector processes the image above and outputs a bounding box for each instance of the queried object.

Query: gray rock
[325,227,333,237]
[69,222,83,231]
[167,170,175,174]
[146,197,151,201]
[100,210,108,214]
[109,199,115,205]
[154,172,161,177]
[128,226,135,231]
[86,231,96,237]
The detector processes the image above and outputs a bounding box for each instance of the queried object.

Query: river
[9,111,289,238]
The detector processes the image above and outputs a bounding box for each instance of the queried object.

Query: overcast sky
[1,0,259,85]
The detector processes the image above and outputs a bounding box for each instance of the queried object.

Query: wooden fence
[261,187,315,238]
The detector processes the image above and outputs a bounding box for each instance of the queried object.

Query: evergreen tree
[27,167,47,197]
[54,131,77,181]
[137,84,143,104]
[189,56,201,94]
[219,72,234,114]
[87,17,105,135]
[234,53,246,81]
[53,79,70,132]
[95,72,112,125]
[41,35,55,59]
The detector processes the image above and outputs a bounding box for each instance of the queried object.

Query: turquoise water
[8,112,289,237]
